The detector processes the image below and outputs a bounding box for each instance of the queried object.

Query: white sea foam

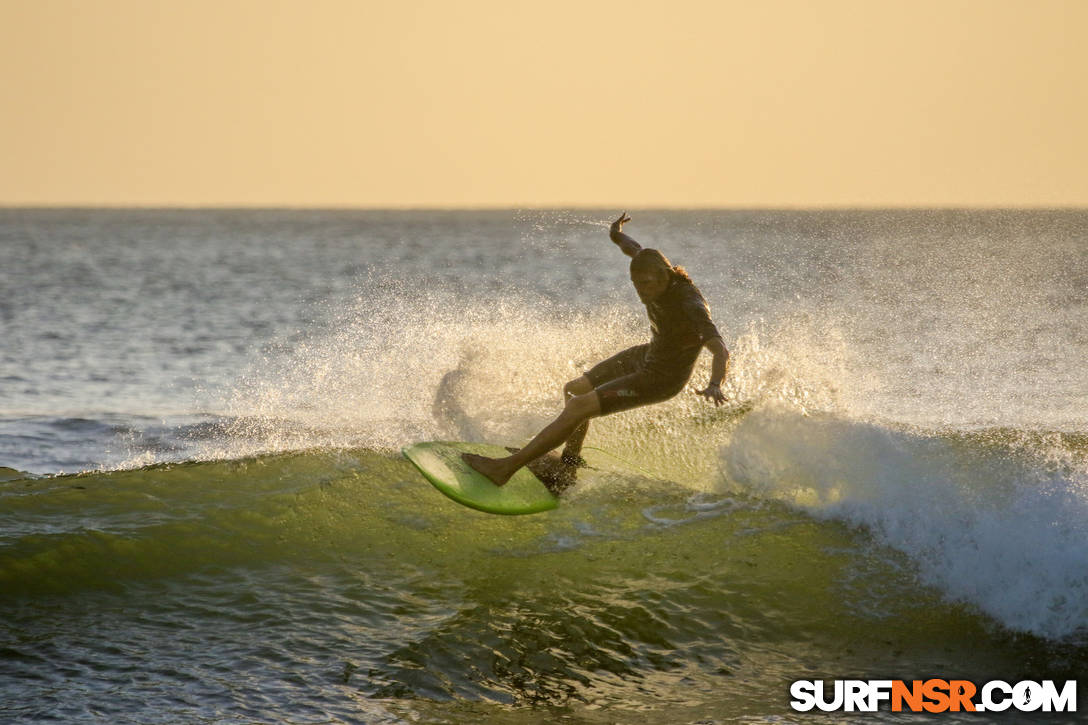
[722,405,1088,640]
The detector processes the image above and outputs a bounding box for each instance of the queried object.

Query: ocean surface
[1,208,1086,723]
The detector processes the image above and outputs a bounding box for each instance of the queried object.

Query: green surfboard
[402,441,559,515]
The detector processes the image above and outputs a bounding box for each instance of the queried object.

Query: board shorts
[584,344,694,416]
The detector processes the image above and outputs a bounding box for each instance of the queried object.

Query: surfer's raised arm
[609,212,642,257]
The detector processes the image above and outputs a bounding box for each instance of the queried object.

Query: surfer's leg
[560,345,647,466]
[561,376,593,465]
[463,391,601,486]
[593,369,689,417]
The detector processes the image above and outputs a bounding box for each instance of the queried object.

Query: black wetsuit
[587,275,722,416]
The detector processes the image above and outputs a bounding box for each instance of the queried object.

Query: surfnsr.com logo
[790,679,1077,713]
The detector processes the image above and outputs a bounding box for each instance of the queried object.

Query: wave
[721,406,1088,640]
[0,450,384,596]
[4,408,1088,648]
[0,447,695,596]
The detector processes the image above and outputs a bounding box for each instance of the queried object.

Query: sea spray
[200,281,644,460]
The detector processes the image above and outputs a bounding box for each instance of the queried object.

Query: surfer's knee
[564,375,593,400]
[562,390,600,422]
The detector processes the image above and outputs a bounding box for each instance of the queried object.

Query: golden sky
[2,0,1085,207]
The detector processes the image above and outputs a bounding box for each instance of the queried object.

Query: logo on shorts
[600,388,639,401]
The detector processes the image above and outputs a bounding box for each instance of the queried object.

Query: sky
[2,0,1086,208]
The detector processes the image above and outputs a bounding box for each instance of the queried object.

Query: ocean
[1,208,1085,723]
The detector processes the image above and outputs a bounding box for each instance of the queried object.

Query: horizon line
[3,203,1087,212]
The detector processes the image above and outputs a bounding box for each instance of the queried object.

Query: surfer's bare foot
[461,453,515,487]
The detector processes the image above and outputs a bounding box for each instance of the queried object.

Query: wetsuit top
[642,276,722,377]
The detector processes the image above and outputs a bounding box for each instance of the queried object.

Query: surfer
[463,212,730,488]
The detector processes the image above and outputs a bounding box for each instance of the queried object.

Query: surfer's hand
[610,212,632,233]
[696,382,726,407]
[610,212,641,256]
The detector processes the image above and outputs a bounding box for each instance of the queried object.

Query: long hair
[630,248,691,282]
